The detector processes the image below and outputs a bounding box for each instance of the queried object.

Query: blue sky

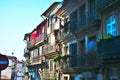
[0,0,62,60]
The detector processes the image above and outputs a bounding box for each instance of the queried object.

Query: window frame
[105,15,117,36]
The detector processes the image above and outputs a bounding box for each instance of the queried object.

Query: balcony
[45,44,56,53]
[32,56,43,64]
[29,56,42,65]
[78,53,97,67]
[97,36,120,60]
[35,34,44,46]
[42,71,55,80]
[61,53,97,73]
[43,44,58,57]
[69,53,96,68]
[97,0,120,13]
[27,39,34,49]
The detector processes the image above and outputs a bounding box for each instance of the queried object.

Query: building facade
[23,0,120,80]
[41,2,62,80]
[24,20,47,80]
[97,0,120,80]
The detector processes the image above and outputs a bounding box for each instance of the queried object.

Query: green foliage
[53,55,61,62]
[10,65,15,70]
[97,33,114,42]
[103,33,113,39]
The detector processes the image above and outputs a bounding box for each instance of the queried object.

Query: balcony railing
[36,34,44,45]
[78,53,96,67]
[42,71,55,80]
[60,53,96,69]
[97,36,120,59]
[30,56,43,64]
[27,39,34,49]
[43,44,57,54]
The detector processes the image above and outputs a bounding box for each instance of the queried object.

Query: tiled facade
[24,0,120,80]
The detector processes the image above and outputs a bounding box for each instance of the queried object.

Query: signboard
[0,54,9,70]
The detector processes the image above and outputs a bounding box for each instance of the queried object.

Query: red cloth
[30,30,39,40]
[29,20,47,45]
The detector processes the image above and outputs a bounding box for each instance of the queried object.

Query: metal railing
[43,44,57,54]
[36,33,44,44]
[97,36,120,59]
[60,53,97,69]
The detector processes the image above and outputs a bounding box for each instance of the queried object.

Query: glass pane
[106,15,117,36]
[106,25,111,34]
[111,15,115,22]
[112,24,116,31]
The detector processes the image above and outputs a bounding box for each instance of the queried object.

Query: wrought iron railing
[97,36,120,59]
[36,34,44,44]
[43,44,57,54]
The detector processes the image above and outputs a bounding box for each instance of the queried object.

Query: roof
[41,2,61,17]
[55,6,63,15]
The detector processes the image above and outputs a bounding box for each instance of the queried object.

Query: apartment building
[97,0,120,80]
[24,20,46,80]
[54,0,100,80]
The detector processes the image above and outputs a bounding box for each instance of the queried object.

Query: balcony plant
[103,33,113,39]
[97,33,114,42]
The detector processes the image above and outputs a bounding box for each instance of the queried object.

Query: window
[33,49,38,58]
[89,0,97,23]
[69,43,77,67]
[79,4,86,27]
[105,15,117,36]
[80,40,85,54]
[47,37,51,44]
[70,10,78,32]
